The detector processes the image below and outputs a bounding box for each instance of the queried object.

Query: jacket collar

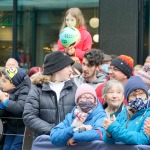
[41,79,75,91]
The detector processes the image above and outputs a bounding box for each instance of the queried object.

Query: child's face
[1,74,15,92]
[66,14,76,27]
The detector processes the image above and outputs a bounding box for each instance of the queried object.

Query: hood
[8,75,31,93]
[78,26,86,31]
[31,73,51,85]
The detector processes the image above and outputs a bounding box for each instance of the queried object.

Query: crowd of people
[0,7,150,150]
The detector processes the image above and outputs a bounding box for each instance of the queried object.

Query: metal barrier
[0,117,29,150]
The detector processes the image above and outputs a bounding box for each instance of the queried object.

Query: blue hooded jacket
[50,101,107,146]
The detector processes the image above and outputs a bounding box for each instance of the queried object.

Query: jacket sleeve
[73,130,101,143]
[105,120,150,145]
[75,32,92,60]
[6,85,30,117]
[50,113,75,146]
[23,87,55,135]
[102,132,116,144]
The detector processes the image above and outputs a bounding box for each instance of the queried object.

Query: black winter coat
[23,79,77,138]
[0,75,31,134]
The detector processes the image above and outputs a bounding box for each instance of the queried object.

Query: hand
[67,138,77,146]
[103,118,114,130]
[110,115,116,122]
[73,124,92,132]
[82,124,92,130]
[70,56,80,63]
[144,118,150,136]
[0,90,9,103]
[67,46,75,56]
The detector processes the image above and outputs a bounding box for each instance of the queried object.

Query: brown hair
[60,8,86,32]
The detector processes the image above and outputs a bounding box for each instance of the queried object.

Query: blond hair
[60,8,86,32]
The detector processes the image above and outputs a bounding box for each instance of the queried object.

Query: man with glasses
[109,55,134,85]
[96,55,134,104]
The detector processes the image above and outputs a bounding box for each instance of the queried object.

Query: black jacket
[0,75,31,134]
[23,79,77,138]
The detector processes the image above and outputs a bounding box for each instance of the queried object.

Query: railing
[32,135,150,150]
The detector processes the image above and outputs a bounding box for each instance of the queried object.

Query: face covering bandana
[101,64,109,74]
[128,97,149,111]
[78,100,96,113]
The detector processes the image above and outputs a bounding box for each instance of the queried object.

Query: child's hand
[70,56,80,63]
[144,118,150,136]
[82,125,92,130]
[0,90,9,103]
[67,138,77,146]
[74,124,92,132]
[67,46,75,56]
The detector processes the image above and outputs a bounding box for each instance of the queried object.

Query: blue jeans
[3,130,23,150]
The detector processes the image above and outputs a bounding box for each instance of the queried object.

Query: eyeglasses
[109,67,120,72]
[128,90,146,100]
[78,96,94,101]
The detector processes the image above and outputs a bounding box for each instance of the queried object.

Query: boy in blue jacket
[50,83,107,146]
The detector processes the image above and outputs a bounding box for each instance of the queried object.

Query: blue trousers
[3,130,23,150]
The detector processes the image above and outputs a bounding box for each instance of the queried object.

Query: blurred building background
[0,0,149,69]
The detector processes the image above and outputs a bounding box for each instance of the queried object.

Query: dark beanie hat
[111,55,134,78]
[124,76,148,101]
[3,68,26,86]
[43,51,74,75]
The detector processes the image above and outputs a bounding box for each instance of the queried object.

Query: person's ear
[123,75,128,79]
[12,84,16,88]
